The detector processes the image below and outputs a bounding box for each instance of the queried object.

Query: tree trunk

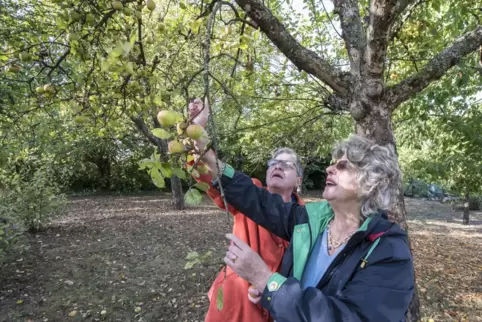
[355,103,420,321]
[157,140,185,210]
[95,156,111,190]
[170,175,184,210]
[463,192,470,225]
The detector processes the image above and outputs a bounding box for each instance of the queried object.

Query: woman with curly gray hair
[196,133,415,322]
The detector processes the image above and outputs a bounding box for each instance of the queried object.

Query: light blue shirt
[300,229,346,289]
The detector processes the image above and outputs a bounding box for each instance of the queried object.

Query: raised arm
[186,159,263,215]
[203,152,304,240]
[189,97,305,239]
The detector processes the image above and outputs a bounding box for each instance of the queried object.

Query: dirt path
[0,193,480,321]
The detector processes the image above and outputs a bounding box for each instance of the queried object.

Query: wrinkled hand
[224,233,273,293]
[188,97,210,127]
[187,98,210,154]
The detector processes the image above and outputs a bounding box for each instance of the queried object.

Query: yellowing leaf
[68,310,77,317]
[193,182,210,192]
[197,164,209,174]
[238,43,248,50]
[134,306,142,313]
[16,300,23,305]
[190,19,202,34]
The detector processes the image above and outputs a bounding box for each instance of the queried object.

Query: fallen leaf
[69,310,77,317]
[216,285,224,311]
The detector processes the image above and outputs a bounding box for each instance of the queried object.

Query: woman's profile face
[322,154,359,203]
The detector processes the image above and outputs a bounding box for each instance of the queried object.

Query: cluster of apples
[35,84,55,96]
[111,0,156,17]
[156,110,204,154]
[4,51,33,73]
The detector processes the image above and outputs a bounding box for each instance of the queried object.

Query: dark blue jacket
[214,167,415,322]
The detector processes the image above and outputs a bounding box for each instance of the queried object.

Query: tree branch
[333,0,366,75]
[130,115,159,146]
[387,26,482,108]
[365,0,399,76]
[47,49,71,77]
[233,0,348,94]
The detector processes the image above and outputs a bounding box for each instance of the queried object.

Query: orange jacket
[188,161,304,322]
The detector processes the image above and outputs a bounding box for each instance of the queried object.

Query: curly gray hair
[332,134,401,219]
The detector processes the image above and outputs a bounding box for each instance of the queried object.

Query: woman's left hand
[224,233,273,293]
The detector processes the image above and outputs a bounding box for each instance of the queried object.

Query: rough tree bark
[230,0,482,320]
[131,116,185,210]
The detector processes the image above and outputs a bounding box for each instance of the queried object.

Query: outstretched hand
[186,98,210,154]
[188,97,210,128]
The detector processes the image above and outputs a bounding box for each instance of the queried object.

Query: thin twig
[203,1,230,218]
[203,0,232,288]
[321,0,342,38]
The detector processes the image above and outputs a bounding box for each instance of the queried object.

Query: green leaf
[100,60,111,72]
[159,162,172,178]
[184,260,198,269]
[152,128,171,139]
[138,158,153,170]
[201,250,213,259]
[190,19,202,34]
[216,285,224,311]
[150,169,165,188]
[154,95,164,106]
[172,168,187,179]
[185,251,199,260]
[193,182,210,192]
[184,188,202,205]
[238,43,248,50]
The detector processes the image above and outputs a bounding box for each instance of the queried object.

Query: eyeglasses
[329,159,355,171]
[267,159,298,172]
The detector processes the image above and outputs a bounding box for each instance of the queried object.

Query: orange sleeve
[186,159,262,215]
